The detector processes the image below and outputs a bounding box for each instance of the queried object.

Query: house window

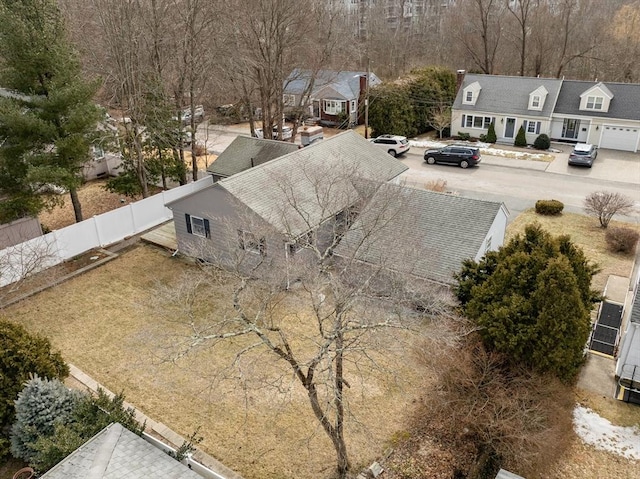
[586,96,603,110]
[185,214,210,238]
[463,115,494,129]
[465,91,473,103]
[283,94,296,107]
[524,120,541,134]
[323,100,345,115]
[485,235,492,253]
[531,96,540,108]
[237,230,266,255]
[350,99,356,113]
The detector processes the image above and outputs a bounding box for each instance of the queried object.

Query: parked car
[568,143,597,167]
[175,105,205,125]
[253,125,293,141]
[424,145,481,168]
[369,135,410,157]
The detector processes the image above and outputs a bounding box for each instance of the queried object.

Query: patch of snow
[573,405,640,460]
[409,139,551,161]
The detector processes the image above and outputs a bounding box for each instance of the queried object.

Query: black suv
[424,145,481,168]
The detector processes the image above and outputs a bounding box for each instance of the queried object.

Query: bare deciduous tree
[584,191,635,228]
[152,164,448,478]
[427,106,451,139]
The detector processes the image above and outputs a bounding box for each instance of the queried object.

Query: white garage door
[599,125,639,152]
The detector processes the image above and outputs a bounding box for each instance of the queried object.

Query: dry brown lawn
[3,244,424,479]
[506,209,640,292]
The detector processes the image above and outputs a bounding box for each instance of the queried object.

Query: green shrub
[457,132,471,141]
[514,125,527,147]
[533,133,550,150]
[486,122,497,143]
[605,227,640,254]
[535,199,564,216]
[479,134,487,142]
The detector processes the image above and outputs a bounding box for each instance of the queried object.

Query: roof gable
[41,423,202,479]
[334,185,506,284]
[207,136,298,178]
[454,74,563,118]
[462,81,482,105]
[528,85,548,111]
[218,131,408,237]
[580,82,614,100]
[284,69,381,99]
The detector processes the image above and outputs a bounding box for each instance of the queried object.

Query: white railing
[0,176,213,287]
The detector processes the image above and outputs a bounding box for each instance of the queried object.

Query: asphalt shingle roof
[334,184,506,285]
[218,131,408,237]
[41,423,202,479]
[554,80,640,121]
[284,69,382,100]
[453,73,563,118]
[206,135,299,178]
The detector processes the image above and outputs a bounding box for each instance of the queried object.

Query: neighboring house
[451,74,563,146]
[166,131,408,268]
[334,184,508,285]
[40,423,203,479]
[615,270,640,404]
[206,135,298,182]
[283,69,382,127]
[451,73,640,152]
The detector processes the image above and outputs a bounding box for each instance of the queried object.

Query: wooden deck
[141,221,178,251]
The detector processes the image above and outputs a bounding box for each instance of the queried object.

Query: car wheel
[426,156,436,165]
[460,160,469,169]
[387,149,397,157]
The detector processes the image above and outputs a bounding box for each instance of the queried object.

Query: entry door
[504,118,516,138]
[562,119,580,139]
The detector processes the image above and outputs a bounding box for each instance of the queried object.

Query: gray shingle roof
[554,80,640,121]
[334,184,506,285]
[41,423,202,479]
[453,73,562,118]
[207,136,299,178]
[218,131,408,237]
[284,69,382,100]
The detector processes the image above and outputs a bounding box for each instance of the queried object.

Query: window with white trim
[485,235,492,253]
[586,96,603,110]
[283,94,296,106]
[465,91,474,103]
[462,115,494,129]
[531,95,540,108]
[185,214,210,238]
[237,230,266,255]
[524,120,541,134]
[323,100,345,115]
[350,99,356,112]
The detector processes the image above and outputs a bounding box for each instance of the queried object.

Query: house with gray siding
[206,135,299,182]
[166,131,408,269]
[452,73,640,152]
[333,184,509,285]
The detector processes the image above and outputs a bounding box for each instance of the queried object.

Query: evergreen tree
[514,124,527,147]
[0,320,68,459]
[486,121,497,143]
[0,0,102,223]
[454,224,599,381]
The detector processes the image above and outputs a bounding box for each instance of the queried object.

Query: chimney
[456,69,466,93]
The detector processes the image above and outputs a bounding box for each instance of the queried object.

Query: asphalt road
[398,150,640,223]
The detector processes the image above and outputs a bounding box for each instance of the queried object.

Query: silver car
[568,143,598,167]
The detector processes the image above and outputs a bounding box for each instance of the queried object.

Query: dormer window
[531,96,540,108]
[462,81,481,105]
[586,96,603,110]
[528,86,547,111]
[465,91,473,102]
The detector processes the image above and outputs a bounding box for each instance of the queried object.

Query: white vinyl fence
[0,176,213,287]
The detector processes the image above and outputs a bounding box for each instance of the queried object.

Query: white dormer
[528,86,548,111]
[579,82,613,113]
[462,81,482,105]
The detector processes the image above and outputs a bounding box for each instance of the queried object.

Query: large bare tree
[152,164,447,478]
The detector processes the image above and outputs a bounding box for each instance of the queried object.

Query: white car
[175,105,205,125]
[253,125,293,141]
[369,135,410,157]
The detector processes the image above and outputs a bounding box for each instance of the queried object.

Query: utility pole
[364,57,370,139]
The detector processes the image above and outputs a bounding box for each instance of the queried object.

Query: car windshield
[572,149,590,156]
[400,139,408,145]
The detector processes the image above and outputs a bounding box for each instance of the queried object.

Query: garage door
[599,125,639,152]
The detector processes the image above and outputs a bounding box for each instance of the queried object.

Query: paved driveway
[546,144,640,184]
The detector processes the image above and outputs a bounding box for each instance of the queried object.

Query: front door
[504,118,516,138]
[562,118,580,139]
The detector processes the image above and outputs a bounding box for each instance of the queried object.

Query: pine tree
[486,121,497,143]
[0,0,102,223]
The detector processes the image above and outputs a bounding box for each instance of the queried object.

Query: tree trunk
[70,187,83,222]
